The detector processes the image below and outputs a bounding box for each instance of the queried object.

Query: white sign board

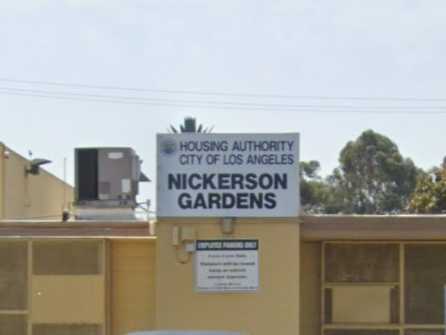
[195,239,259,293]
[157,133,300,217]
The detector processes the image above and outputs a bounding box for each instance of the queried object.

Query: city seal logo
[160,138,177,156]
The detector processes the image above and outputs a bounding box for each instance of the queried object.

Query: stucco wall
[111,239,157,335]
[155,218,300,335]
[300,242,321,335]
[0,144,73,220]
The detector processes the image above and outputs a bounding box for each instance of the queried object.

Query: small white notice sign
[195,239,259,293]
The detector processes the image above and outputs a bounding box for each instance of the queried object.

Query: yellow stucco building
[2,142,446,335]
[2,214,446,335]
[0,143,73,220]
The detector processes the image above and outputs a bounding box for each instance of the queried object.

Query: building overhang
[0,220,154,239]
[3,215,446,241]
[302,215,446,241]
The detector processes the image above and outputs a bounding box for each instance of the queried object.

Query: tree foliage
[300,161,328,213]
[170,117,213,133]
[301,130,421,214]
[333,130,419,214]
[409,161,446,214]
[300,161,346,214]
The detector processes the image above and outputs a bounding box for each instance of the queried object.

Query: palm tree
[169,117,213,133]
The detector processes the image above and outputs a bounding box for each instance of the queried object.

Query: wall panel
[111,240,156,335]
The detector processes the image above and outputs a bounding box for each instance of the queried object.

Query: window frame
[322,241,446,335]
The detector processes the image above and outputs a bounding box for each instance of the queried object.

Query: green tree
[300,161,346,214]
[333,129,419,214]
[170,117,213,133]
[323,169,350,214]
[300,161,327,213]
[410,161,446,213]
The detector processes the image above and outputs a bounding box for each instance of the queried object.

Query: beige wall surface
[1,146,73,220]
[31,275,105,324]
[331,286,392,324]
[111,240,157,335]
[155,218,300,335]
[300,242,321,335]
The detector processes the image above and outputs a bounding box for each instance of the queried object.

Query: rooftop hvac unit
[75,147,150,220]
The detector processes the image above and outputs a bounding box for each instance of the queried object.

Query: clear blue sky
[1,0,445,206]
